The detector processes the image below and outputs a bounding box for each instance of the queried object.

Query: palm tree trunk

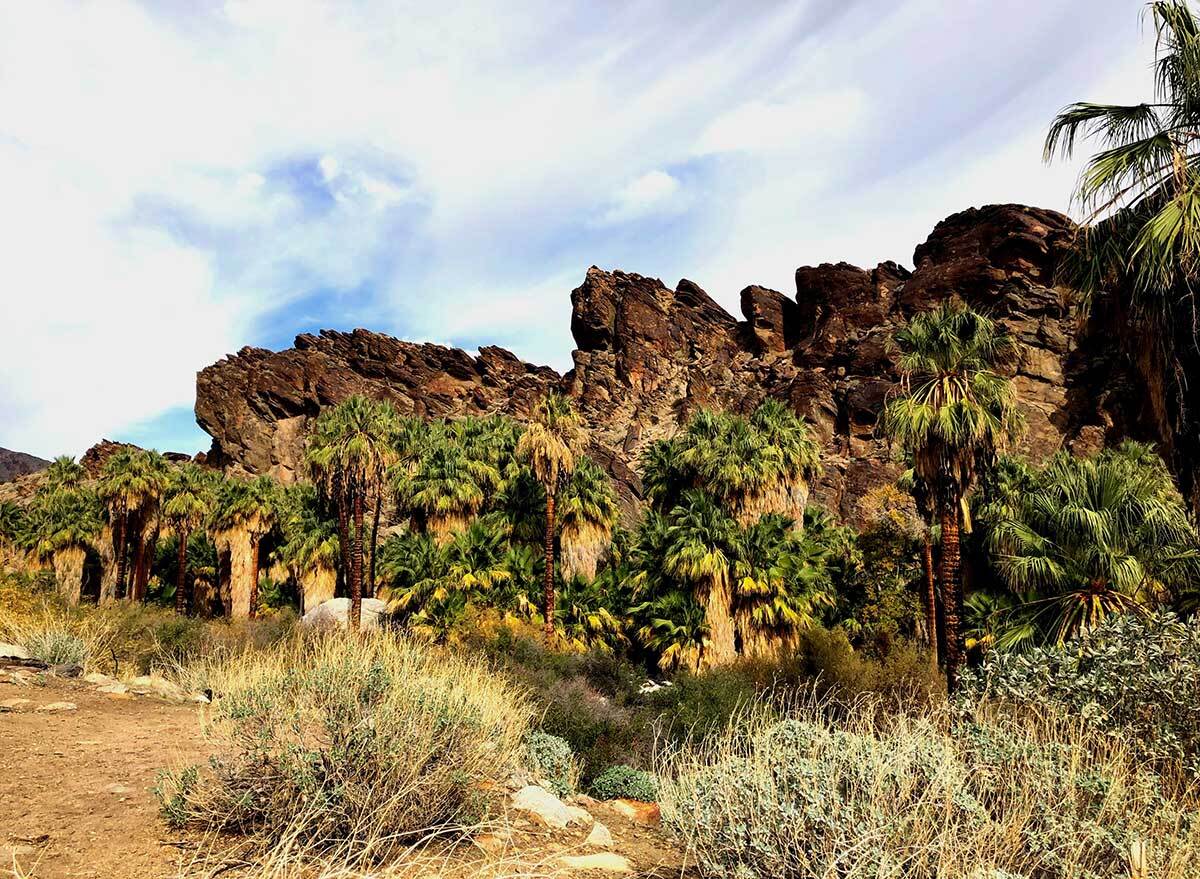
[53,547,86,606]
[939,500,964,693]
[115,507,130,600]
[336,497,351,599]
[368,490,381,598]
[543,493,556,637]
[248,534,260,620]
[175,528,190,615]
[922,531,938,667]
[351,488,365,632]
[130,509,149,602]
[702,576,737,667]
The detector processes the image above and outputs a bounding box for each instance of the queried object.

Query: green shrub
[646,667,758,745]
[590,764,658,801]
[155,632,532,859]
[964,612,1200,773]
[523,731,577,797]
[662,706,1200,879]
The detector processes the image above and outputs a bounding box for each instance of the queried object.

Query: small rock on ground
[0,698,34,711]
[585,821,613,848]
[566,805,594,826]
[561,853,632,873]
[36,701,77,712]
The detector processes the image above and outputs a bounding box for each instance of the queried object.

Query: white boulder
[0,642,30,660]
[512,785,576,829]
[301,597,388,631]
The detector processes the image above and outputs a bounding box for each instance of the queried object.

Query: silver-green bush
[661,706,1199,879]
[963,612,1200,774]
[154,633,532,860]
[523,730,577,797]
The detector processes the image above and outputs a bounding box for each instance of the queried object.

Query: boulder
[511,785,581,829]
[606,799,661,826]
[0,642,29,660]
[301,597,388,631]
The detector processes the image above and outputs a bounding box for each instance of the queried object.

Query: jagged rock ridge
[195,204,1144,524]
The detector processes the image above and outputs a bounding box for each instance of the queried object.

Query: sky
[0,0,1157,459]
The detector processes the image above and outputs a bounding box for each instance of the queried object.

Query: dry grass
[156,632,535,871]
[659,697,1200,879]
[0,594,113,670]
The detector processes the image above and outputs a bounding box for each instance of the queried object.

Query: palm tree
[663,490,742,667]
[44,456,85,491]
[517,391,586,636]
[211,475,278,619]
[162,462,214,615]
[897,466,941,665]
[97,448,168,602]
[306,396,400,630]
[881,302,1023,691]
[559,457,620,582]
[643,402,819,526]
[22,487,103,604]
[381,516,513,640]
[639,438,689,512]
[987,441,1200,644]
[555,574,627,653]
[633,590,709,672]
[275,483,341,614]
[1044,1,1200,512]
[748,399,822,524]
[395,444,499,541]
[0,502,23,563]
[734,513,834,657]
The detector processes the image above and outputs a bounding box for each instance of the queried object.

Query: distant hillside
[0,447,50,482]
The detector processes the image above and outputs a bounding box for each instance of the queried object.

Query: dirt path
[0,676,692,879]
[0,677,207,879]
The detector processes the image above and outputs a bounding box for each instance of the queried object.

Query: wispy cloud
[0,0,1152,457]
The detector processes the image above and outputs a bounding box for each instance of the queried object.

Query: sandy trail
[0,677,206,879]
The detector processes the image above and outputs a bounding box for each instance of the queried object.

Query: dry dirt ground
[0,677,207,879]
[0,676,693,879]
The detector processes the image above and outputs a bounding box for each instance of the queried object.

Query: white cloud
[0,0,1156,457]
[596,171,685,226]
[695,91,869,156]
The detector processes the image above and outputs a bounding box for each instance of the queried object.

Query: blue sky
[0,0,1154,459]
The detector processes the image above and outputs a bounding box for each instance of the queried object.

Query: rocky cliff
[0,448,49,483]
[195,204,1145,524]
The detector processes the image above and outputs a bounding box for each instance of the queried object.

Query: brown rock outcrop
[194,204,1142,525]
[195,331,559,481]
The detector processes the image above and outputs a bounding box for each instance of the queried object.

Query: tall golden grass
[659,697,1200,879]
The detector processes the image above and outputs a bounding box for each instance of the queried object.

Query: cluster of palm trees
[969,441,1200,650]
[626,400,827,669]
[300,392,616,633]
[4,316,1199,683]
